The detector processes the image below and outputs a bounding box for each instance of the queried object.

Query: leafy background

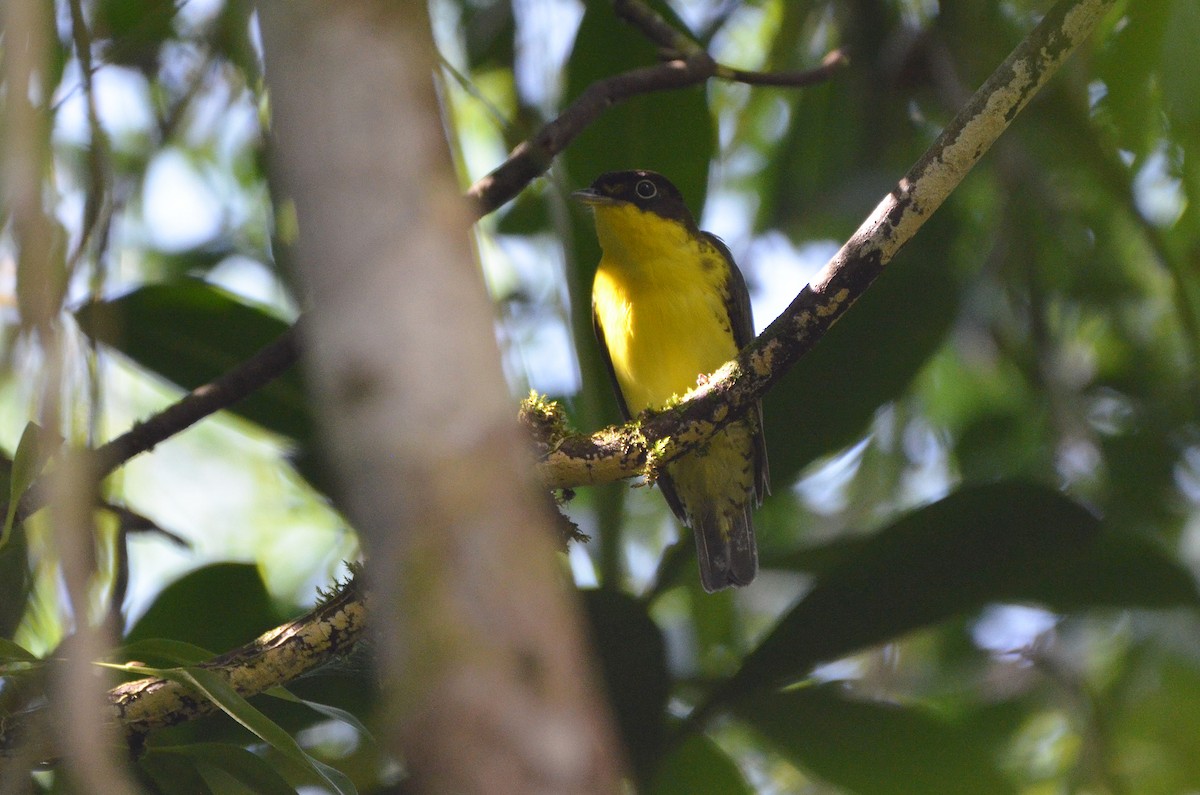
[3,0,1200,792]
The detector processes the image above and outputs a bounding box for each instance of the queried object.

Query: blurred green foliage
[2,0,1200,792]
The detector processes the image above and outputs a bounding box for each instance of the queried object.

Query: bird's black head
[572,170,698,229]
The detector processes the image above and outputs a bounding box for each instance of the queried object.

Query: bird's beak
[571,188,618,206]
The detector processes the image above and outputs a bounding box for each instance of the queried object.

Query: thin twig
[465,0,847,218]
[718,48,850,87]
[612,0,701,55]
[465,49,844,216]
[9,324,301,527]
[466,55,716,216]
[534,0,1117,497]
[88,324,300,477]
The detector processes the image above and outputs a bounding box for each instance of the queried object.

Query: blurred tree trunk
[256,3,625,793]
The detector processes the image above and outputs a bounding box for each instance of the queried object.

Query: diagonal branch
[0,577,367,762]
[466,54,720,217]
[87,324,300,478]
[0,1,1115,769]
[533,0,1117,492]
[9,325,300,527]
[465,0,845,217]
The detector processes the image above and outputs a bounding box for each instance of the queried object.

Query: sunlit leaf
[3,422,59,549]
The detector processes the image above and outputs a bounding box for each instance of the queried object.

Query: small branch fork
[6,1,840,528]
[2,0,1113,753]
[465,1,847,217]
[533,0,1116,493]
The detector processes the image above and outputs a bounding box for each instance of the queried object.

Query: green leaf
[124,563,280,653]
[646,734,752,795]
[0,523,31,639]
[140,747,214,795]
[562,0,713,435]
[1160,0,1200,134]
[495,183,551,235]
[582,588,670,783]
[0,637,38,665]
[163,743,298,795]
[463,0,515,72]
[726,482,1197,701]
[96,0,177,70]
[1111,650,1200,792]
[265,686,375,743]
[1093,0,1170,158]
[114,638,217,667]
[739,683,1015,795]
[125,664,357,795]
[3,423,59,550]
[73,282,311,445]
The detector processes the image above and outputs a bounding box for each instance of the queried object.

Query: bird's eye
[635,179,657,199]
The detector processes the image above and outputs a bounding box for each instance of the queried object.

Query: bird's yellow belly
[594,268,737,414]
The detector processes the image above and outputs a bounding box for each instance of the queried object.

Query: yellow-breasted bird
[574,170,769,592]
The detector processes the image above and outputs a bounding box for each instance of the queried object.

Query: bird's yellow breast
[590,203,738,413]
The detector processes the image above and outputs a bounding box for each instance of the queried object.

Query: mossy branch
[1,577,367,762]
[534,0,1116,493]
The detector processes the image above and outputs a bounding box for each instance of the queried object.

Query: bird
[573,170,768,592]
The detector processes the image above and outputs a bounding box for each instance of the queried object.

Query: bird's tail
[692,505,758,593]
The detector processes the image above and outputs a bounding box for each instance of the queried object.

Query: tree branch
[533,0,1117,492]
[9,324,300,526]
[0,577,367,762]
[467,54,716,217]
[88,325,300,478]
[465,4,845,217]
[612,0,701,55]
[717,48,850,87]
[258,1,626,790]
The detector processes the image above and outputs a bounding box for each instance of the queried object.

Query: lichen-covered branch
[111,579,367,738]
[0,579,367,762]
[533,0,1117,491]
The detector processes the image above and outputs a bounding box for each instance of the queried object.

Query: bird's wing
[704,232,771,503]
[592,301,632,421]
[592,298,689,523]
